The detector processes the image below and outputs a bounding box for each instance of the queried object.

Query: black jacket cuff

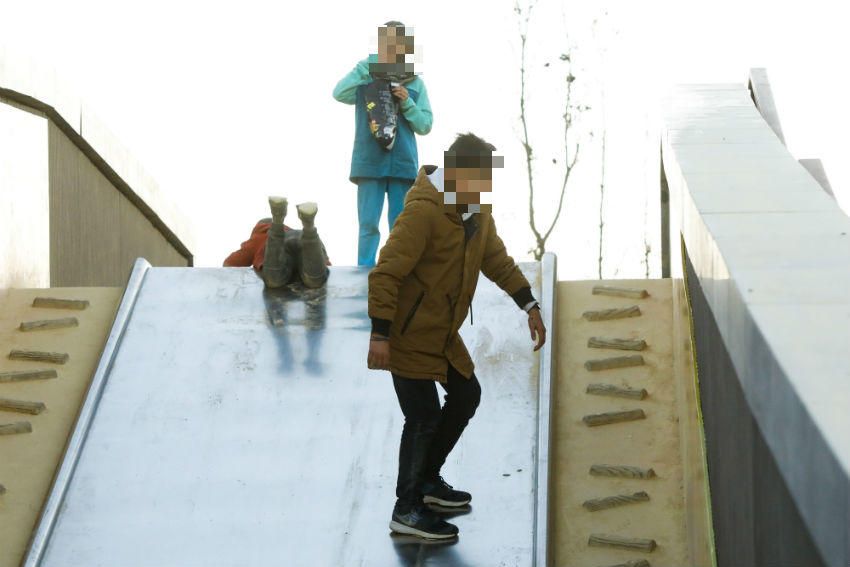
[371,318,392,336]
[511,287,536,309]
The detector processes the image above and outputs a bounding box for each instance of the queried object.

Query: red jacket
[223,222,331,270]
[223,222,284,270]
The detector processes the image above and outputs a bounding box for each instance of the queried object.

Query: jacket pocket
[400,291,425,335]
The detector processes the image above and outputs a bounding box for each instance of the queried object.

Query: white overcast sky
[1,0,847,278]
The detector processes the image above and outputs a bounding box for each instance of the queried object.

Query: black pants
[263,224,329,289]
[392,364,481,509]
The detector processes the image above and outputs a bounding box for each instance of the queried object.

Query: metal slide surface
[26,257,555,567]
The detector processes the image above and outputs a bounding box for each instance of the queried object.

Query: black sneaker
[389,503,459,540]
[421,476,472,507]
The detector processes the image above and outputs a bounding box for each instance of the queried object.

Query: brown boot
[268,196,288,226]
[296,202,318,231]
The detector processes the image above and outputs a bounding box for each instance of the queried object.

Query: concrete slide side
[551,278,714,567]
[0,287,121,567]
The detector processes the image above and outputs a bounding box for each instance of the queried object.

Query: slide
[21,258,556,567]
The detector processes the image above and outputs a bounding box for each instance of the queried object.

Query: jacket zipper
[470,299,474,326]
[400,291,425,335]
[443,294,454,351]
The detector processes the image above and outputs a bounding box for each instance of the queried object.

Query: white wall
[0,100,49,287]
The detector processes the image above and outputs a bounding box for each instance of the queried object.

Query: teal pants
[357,177,413,267]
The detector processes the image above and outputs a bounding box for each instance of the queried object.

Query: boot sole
[268,197,288,221]
[268,197,288,209]
[296,202,318,216]
[423,495,471,507]
[389,520,458,540]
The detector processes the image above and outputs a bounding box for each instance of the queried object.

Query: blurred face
[378,25,414,63]
[445,167,493,204]
[442,150,503,212]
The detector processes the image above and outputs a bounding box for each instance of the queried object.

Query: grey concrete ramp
[24,257,555,567]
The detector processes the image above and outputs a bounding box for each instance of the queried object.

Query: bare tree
[592,11,608,279]
[642,118,652,278]
[517,0,581,261]
[598,130,606,278]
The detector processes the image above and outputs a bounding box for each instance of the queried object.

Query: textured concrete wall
[663,83,850,567]
[686,253,826,567]
[0,47,195,260]
[48,122,187,286]
[2,47,194,288]
[0,99,49,287]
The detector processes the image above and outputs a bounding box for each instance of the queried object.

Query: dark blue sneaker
[422,476,472,507]
[390,503,459,540]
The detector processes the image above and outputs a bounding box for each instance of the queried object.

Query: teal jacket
[333,55,433,183]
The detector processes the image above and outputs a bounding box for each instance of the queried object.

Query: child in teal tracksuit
[333,21,433,267]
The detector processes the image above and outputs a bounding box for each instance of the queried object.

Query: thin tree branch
[518,0,541,246]
[642,118,651,278]
[543,143,579,243]
[542,58,578,244]
[598,130,606,279]
[518,0,583,261]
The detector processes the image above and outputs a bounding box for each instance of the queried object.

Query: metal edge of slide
[533,252,557,567]
[23,258,153,567]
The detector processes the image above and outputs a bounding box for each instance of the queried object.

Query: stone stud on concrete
[588,534,657,552]
[592,285,650,299]
[588,337,648,351]
[32,297,89,310]
[0,369,58,383]
[8,349,69,364]
[599,560,651,567]
[0,398,46,415]
[582,306,641,322]
[583,409,646,427]
[589,464,657,479]
[582,491,650,512]
[19,317,79,332]
[0,421,33,435]
[585,355,645,371]
[586,383,648,400]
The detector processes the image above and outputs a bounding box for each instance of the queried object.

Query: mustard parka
[368,166,535,382]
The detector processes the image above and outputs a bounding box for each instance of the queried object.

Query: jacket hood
[403,165,442,207]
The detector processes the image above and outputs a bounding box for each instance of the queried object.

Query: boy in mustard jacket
[367,133,547,539]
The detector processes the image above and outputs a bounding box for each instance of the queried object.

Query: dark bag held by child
[363,79,399,151]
